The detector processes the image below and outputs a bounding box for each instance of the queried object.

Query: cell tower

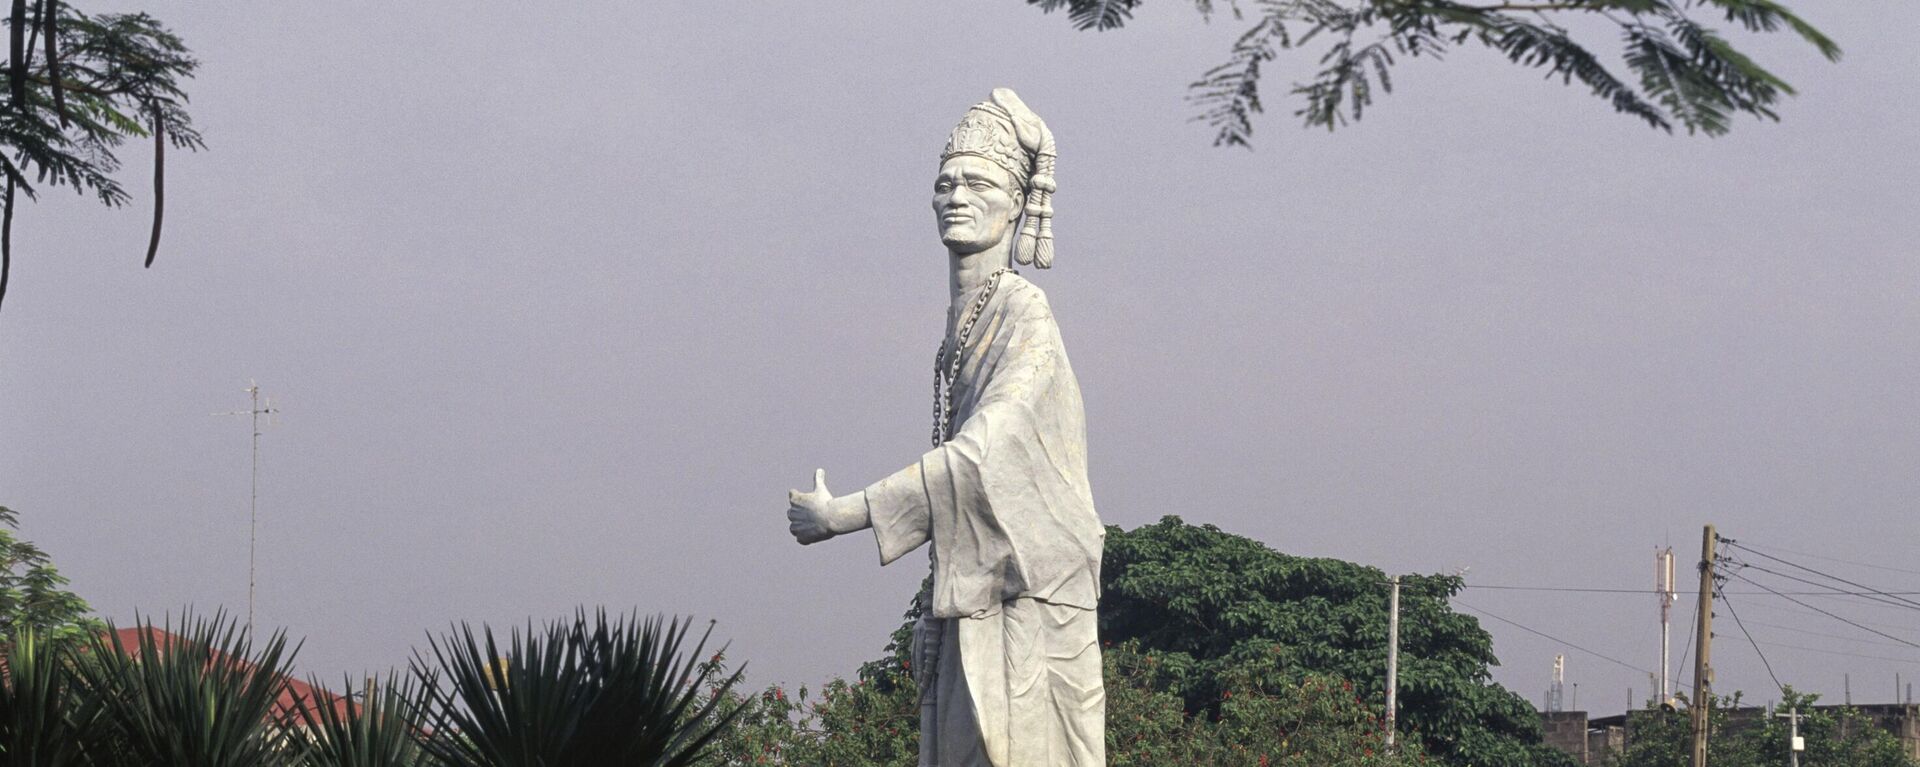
[1657,546,1677,706]
[1548,654,1566,713]
[216,380,277,631]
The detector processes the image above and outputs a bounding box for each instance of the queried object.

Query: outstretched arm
[786,469,872,545]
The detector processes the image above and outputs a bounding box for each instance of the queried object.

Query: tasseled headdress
[939,88,1057,268]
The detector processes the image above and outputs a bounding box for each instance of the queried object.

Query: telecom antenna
[215,380,278,631]
[1657,546,1677,705]
[1548,654,1566,713]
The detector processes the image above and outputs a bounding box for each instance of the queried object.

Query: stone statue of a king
[784,88,1107,767]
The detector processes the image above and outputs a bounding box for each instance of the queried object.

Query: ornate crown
[938,89,1058,268]
[940,103,1029,186]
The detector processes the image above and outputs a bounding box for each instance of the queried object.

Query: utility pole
[1775,707,1802,767]
[1690,524,1717,767]
[215,380,277,632]
[1386,576,1400,750]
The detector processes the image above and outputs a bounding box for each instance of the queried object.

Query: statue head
[933,155,1024,256]
[933,89,1058,267]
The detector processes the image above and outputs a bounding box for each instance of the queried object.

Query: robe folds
[861,273,1106,767]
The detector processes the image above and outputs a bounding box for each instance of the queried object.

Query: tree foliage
[1023,0,1840,145]
[1103,640,1426,765]
[1099,516,1574,767]
[0,505,99,647]
[0,1,201,312]
[706,516,1568,766]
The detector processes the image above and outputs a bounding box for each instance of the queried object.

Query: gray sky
[3,1,1918,713]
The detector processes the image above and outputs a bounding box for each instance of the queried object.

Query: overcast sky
[3,1,1918,714]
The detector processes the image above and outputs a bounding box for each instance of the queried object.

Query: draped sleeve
[863,275,1104,618]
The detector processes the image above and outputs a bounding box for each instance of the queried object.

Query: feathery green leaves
[1029,0,1147,30]
[1024,0,1842,145]
[0,2,200,312]
[0,506,100,648]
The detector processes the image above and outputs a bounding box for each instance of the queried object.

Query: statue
[785,88,1106,766]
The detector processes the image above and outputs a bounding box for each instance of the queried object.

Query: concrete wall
[1541,711,1590,764]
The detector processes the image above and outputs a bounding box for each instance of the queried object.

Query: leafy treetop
[0,505,100,646]
[1098,515,1578,767]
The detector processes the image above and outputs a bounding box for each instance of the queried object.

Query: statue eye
[969,181,991,191]
[935,181,953,193]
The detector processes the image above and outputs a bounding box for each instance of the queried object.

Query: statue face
[932,156,1023,255]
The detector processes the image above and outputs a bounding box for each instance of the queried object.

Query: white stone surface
[786,89,1105,767]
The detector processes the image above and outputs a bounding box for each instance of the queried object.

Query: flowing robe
[859,273,1106,766]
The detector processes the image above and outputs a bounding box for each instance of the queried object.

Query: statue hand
[787,468,839,545]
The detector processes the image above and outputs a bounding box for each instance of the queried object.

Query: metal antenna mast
[216,380,277,631]
[1658,546,1677,706]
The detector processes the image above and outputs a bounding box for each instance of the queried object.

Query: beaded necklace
[930,268,1014,446]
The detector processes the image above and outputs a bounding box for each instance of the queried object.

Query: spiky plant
[413,610,746,767]
[0,629,102,767]
[291,673,429,767]
[71,611,302,767]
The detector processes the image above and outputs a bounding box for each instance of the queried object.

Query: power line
[1747,619,1920,651]
[1722,557,1920,614]
[1722,540,1920,612]
[1716,584,1783,693]
[1724,570,1920,651]
[1459,583,1920,597]
[1757,640,1920,665]
[1729,539,1920,579]
[1735,599,1920,633]
[1676,584,1698,678]
[1454,599,1654,676]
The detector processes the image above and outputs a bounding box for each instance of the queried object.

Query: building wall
[1586,724,1625,765]
[1541,711,1590,764]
